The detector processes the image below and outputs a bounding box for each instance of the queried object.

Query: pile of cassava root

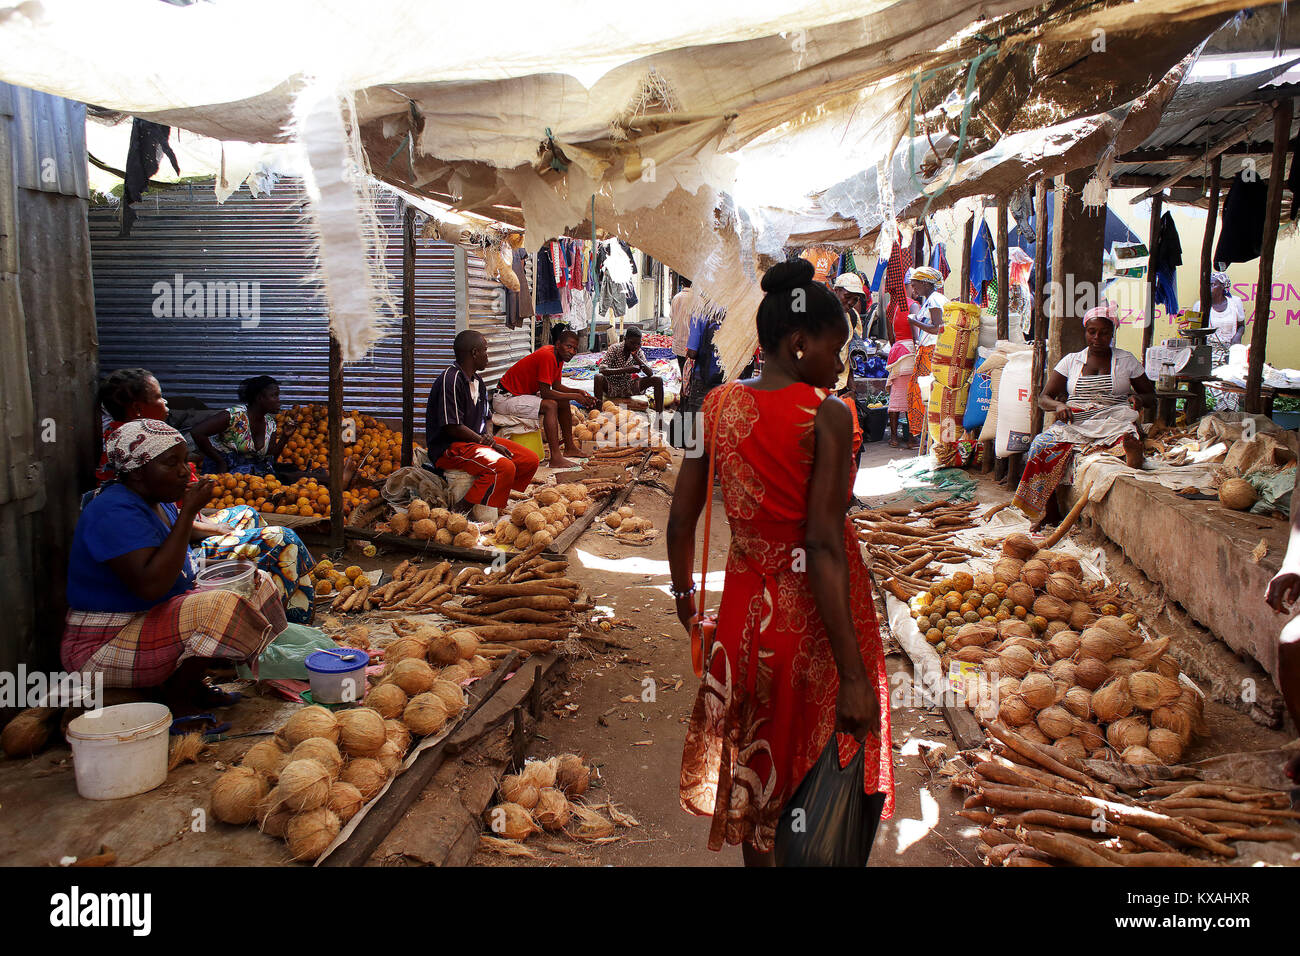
[856,499,1010,600]
[953,722,1300,867]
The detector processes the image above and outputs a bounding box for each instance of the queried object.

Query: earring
[796,349,804,361]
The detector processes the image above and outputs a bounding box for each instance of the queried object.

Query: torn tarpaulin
[120,118,178,237]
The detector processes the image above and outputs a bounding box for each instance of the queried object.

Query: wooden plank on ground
[319,650,521,867]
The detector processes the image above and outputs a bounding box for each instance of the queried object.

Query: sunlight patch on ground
[854,459,911,498]
[897,736,945,757]
[572,549,728,595]
[894,786,940,855]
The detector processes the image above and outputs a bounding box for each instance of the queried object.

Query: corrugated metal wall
[88,178,527,423]
[466,247,534,384]
[0,83,97,680]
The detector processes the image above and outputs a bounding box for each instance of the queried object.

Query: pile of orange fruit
[309,560,365,597]
[275,403,413,483]
[202,472,381,520]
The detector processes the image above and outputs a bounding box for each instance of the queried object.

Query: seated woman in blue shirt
[63,421,287,710]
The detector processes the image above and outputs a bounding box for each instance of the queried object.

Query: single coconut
[390,658,437,696]
[1053,736,1088,763]
[1046,630,1080,661]
[448,630,480,660]
[1074,656,1112,691]
[1047,660,1077,686]
[211,766,270,825]
[407,500,431,521]
[286,807,341,862]
[1036,705,1077,740]
[998,695,1034,727]
[412,518,438,540]
[520,757,558,790]
[467,655,493,678]
[383,637,427,665]
[364,683,408,720]
[374,740,404,776]
[1061,686,1093,721]
[1048,554,1083,577]
[998,620,1035,642]
[289,737,344,778]
[278,758,333,812]
[993,557,1025,585]
[1018,724,1051,746]
[336,707,387,757]
[1032,594,1071,623]
[453,531,478,548]
[501,774,540,809]
[1002,533,1039,561]
[1128,672,1181,711]
[257,788,292,838]
[532,531,554,549]
[1218,477,1258,511]
[435,529,454,546]
[282,706,339,748]
[1,710,52,757]
[403,693,449,736]
[1078,628,1123,662]
[1006,583,1036,611]
[1068,602,1098,631]
[426,634,461,666]
[1156,656,1182,681]
[996,676,1022,700]
[446,513,470,535]
[440,662,472,684]
[1129,637,1171,667]
[950,624,996,650]
[1091,678,1134,723]
[1045,572,1086,603]
[1107,716,1150,751]
[327,781,365,823]
[429,679,466,716]
[1020,558,1050,588]
[340,757,387,801]
[1018,673,1056,711]
[1043,620,1071,639]
[241,739,288,780]
[534,788,572,831]
[604,513,623,530]
[484,802,539,841]
[1151,704,1194,744]
[389,512,412,536]
[384,719,411,754]
[1121,745,1161,767]
[555,754,590,796]
[525,511,547,533]
[1146,728,1185,764]
[996,645,1036,679]
[1074,721,1106,751]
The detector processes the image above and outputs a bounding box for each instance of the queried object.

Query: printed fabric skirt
[62,571,286,688]
[680,517,894,852]
[197,506,315,623]
[1012,426,1126,523]
[906,345,934,438]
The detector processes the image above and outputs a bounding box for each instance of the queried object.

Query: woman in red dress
[667,259,894,865]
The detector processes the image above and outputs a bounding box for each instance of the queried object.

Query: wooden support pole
[996,199,1010,340]
[328,335,345,552]
[1246,98,1294,414]
[1142,191,1163,360]
[1198,155,1222,328]
[960,213,975,303]
[401,205,417,468]
[1029,177,1050,438]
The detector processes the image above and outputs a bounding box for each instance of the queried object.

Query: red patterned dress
[680,382,894,852]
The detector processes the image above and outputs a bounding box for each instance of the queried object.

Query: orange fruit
[298,504,313,516]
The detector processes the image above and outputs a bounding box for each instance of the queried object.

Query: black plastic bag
[774,737,871,867]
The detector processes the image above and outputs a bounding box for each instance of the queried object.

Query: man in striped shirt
[425,330,540,522]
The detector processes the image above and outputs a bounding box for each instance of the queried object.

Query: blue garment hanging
[870,258,888,293]
[970,221,996,305]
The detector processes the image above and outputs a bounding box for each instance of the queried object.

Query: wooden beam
[401,205,417,468]
[1142,191,1163,360]
[1116,144,1274,164]
[959,212,975,304]
[996,199,1009,340]
[1245,99,1294,413]
[1129,105,1273,202]
[328,335,345,552]
[1198,155,1222,330]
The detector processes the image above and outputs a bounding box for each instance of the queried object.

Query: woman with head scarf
[95,370,317,623]
[904,266,946,443]
[191,375,302,478]
[1012,302,1156,528]
[667,258,893,866]
[1191,271,1246,412]
[63,421,286,708]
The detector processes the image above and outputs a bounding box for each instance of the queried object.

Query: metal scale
[1155,320,1214,390]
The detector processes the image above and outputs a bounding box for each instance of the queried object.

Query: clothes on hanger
[929,242,950,281]
[801,245,838,283]
[534,242,563,315]
[1214,173,1270,266]
[969,221,996,305]
[1152,210,1182,315]
[503,248,534,329]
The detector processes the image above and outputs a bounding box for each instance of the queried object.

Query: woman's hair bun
[761,258,814,294]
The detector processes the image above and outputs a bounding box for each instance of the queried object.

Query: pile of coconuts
[483,754,619,843]
[910,533,1206,767]
[209,626,490,862]
[486,484,590,553]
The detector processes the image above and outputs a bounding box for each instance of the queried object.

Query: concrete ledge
[1078,475,1288,687]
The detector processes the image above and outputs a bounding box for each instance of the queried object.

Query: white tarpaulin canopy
[0,0,1274,369]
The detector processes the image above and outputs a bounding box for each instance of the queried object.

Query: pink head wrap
[105,419,186,475]
[1082,301,1119,326]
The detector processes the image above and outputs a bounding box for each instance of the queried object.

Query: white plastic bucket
[66,702,172,800]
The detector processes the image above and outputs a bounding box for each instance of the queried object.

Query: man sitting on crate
[494,326,596,469]
[425,330,540,523]
[595,325,664,417]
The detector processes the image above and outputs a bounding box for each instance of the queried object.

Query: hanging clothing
[1214,174,1271,266]
[503,248,534,330]
[1152,211,1182,315]
[534,244,563,315]
[1009,185,1035,243]
[870,258,888,293]
[969,222,996,305]
[929,242,951,281]
[801,246,838,283]
[679,382,894,852]
[883,239,913,308]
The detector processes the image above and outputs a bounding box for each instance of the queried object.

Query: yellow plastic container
[505,429,544,459]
